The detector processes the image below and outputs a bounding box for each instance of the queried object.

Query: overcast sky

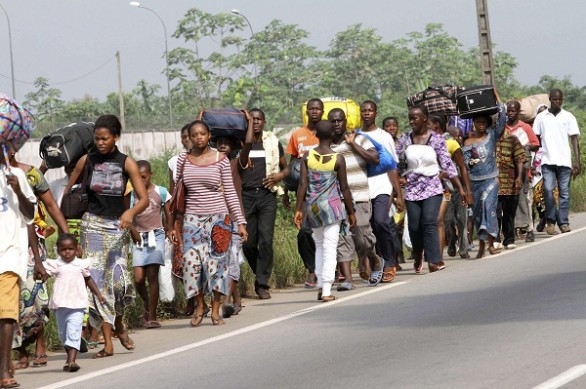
[1,0,584,103]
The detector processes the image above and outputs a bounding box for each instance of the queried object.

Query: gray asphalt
[17,212,586,389]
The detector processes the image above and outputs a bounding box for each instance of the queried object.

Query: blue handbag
[356,130,397,177]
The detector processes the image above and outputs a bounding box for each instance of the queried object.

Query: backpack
[39,122,95,169]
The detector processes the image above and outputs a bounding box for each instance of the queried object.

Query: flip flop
[336,282,353,291]
[0,377,20,388]
[92,349,113,359]
[116,332,135,351]
[143,321,161,329]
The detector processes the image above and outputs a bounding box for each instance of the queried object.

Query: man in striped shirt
[330,108,388,288]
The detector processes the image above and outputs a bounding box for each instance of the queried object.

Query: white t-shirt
[49,174,68,206]
[359,128,398,199]
[168,155,180,183]
[533,108,580,168]
[0,166,37,280]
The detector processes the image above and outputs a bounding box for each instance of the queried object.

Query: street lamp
[129,1,173,128]
[231,9,259,104]
[0,2,16,98]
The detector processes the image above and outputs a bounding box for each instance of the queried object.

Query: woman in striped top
[169,120,248,327]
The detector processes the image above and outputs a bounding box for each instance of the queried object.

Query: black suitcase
[456,85,498,119]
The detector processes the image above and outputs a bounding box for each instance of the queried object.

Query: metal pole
[0,2,16,98]
[476,0,495,85]
[232,9,259,105]
[130,2,173,128]
[116,51,126,132]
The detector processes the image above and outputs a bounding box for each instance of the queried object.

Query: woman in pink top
[169,121,248,327]
[44,233,104,372]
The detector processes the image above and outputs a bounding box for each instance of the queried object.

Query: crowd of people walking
[0,88,581,388]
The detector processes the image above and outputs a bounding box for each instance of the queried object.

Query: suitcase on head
[456,85,498,119]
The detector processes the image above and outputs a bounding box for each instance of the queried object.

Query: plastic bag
[159,238,175,303]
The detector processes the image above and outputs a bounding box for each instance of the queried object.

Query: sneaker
[525,231,535,242]
[504,244,517,250]
[560,224,571,233]
[536,219,546,232]
[428,261,446,273]
[545,223,557,235]
[493,242,503,250]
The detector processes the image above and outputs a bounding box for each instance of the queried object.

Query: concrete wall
[18,130,183,183]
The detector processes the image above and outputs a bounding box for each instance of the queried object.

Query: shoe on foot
[447,243,456,257]
[560,224,571,233]
[256,288,271,300]
[525,231,535,242]
[545,223,558,235]
[504,244,517,250]
[428,261,446,273]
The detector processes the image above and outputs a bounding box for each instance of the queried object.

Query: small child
[294,120,356,302]
[129,160,171,329]
[44,233,104,372]
[216,136,244,317]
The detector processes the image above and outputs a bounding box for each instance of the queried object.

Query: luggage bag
[456,85,498,119]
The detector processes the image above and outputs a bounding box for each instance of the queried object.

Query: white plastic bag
[159,238,175,302]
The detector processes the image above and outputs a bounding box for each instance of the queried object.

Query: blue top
[461,103,506,181]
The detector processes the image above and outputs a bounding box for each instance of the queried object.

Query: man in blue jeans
[238,108,288,299]
[532,89,581,234]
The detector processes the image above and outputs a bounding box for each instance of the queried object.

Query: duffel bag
[200,108,248,139]
[40,122,95,169]
[406,85,459,116]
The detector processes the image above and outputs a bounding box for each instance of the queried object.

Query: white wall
[18,130,183,183]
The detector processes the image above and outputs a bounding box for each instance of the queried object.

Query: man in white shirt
[532,89,581,234]
[0,163,37,388]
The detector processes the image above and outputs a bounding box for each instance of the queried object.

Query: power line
[0,54,116,86]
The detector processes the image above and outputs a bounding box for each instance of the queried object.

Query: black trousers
[242,189,277,290]
[497,194,519,246]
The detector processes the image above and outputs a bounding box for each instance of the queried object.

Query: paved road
[17,213,586,389]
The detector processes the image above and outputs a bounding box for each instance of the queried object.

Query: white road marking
[37,281,409,389]
[532,364,586,389]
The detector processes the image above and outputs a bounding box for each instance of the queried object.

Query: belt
[242,187,270,192]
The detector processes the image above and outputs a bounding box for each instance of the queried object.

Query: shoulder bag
[61,158,90,219]
[356,130,397,177]
[169,153,187,215]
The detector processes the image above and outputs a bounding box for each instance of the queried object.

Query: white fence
[19,130,183,183]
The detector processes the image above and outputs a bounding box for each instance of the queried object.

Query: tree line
[23,8,586,141]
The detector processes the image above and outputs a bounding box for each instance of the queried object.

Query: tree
[23,77,65,129]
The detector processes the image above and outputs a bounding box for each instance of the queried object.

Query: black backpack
[39,122,95,168]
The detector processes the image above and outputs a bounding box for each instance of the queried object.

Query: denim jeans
[541,164,572,226]
[405,195,442,264]
[242,189,277,290]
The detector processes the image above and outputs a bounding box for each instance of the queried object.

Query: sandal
[116,332,135,351]
[233,304,242,315]
[359,271,369,281]
[92,349,113,359]
[222,304,235,319]
[321,295,337,302]
[368,256,384,287]
[211,316,225,326]
[190,314,204,327]
[0,378,20,389]
[68,362,80,372]
[381,267,396,283]
[87,341,99,350]
[13,353,29,370]
[31,353,47,367]
[336,282,353,291]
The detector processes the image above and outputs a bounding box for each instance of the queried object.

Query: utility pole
[116,51,126,131]
[476,0,495,86]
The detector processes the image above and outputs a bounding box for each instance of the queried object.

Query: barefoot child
[294,120,356,302]
[129,160,171,329]
[44,233,104,372]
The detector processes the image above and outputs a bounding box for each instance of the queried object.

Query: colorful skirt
[81,213,135,328]
[13,235,49,349]
[471,177,499,240]
[182,213,232,298]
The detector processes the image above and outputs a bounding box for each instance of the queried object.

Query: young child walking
[44,233,104,372]
[129,160,171,329]
[294,120,356,302]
